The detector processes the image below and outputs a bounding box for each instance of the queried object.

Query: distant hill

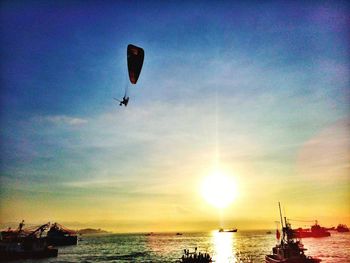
[77,228,110,235]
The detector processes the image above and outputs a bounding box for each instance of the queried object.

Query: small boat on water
[293,221,330,238]
[176,232,183,236]
[0,221,58,261]
[177,248,212,263]
[47,222,78,246]
[336,224,349,232]
[265,203,321,263]
[218,228,237,233]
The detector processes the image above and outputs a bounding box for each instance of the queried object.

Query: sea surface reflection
[8,231,350,262]
[212,231,235,262]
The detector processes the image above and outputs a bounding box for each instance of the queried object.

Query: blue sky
[1,1,349,231]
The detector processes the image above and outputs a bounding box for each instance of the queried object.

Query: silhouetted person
[119,96,129,106]
[19,220,24,231]
[114,96,129,107]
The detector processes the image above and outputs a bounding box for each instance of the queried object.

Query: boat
[293,221,330,238]
[0,221,58,261]
[265,203,321,263]
[177,248,212,263]
[176,232,183,236]
[0,239,58,261]
[47,222,78,246]
[218,228,237,232]
[336,224,349,232]
[266,231,272,234]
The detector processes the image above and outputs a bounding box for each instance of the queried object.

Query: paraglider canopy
[127,44,144,84]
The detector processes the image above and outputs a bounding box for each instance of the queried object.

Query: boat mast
[278,202,285,242]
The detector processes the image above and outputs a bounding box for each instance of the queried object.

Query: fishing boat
[265,203,321,263]
[336,224,349,232]
[0,221,58,261]
[293,221,330,238]
[218,228,237,232]
[47,222,78,246]
[177,248,212,263]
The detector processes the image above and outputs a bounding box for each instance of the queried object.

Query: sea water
[12,231,350,263]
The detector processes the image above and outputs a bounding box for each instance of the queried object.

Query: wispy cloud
[297,117,350,181]
[34,115,88,126]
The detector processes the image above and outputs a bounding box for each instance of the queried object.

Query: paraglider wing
[127,44,144,84]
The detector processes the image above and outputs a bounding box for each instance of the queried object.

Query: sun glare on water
[201,170,238,209]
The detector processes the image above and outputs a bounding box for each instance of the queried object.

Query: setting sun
[201,170,238,209]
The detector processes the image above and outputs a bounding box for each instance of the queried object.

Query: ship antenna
[278,202,283,228]
[278,202,285,242]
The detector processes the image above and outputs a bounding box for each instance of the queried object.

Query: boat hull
[265,255,321,263]
[47,235,78,246]
[293,231,330,238]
